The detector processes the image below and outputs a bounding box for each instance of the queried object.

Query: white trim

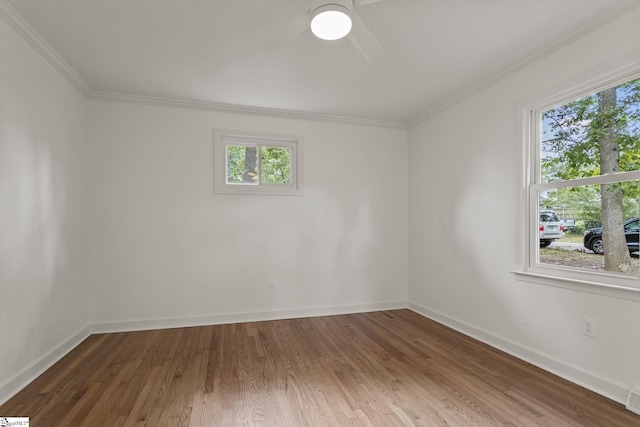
[0,1,405,129]
[214,129,304,196]
[0,302,406,404]
[532,171,640,192]
[0,325,91,406]
[408,0,640,126]
[91,91,407,129]
[0,0,92,96]
[516,63,640,297]
[4,0,638,130]
[408,302,632,405]
[514,270,640,301]
[90,301,408,334]
[523,62,640,113]
[2,301,635,409]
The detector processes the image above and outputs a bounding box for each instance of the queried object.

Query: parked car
[540,210,564,247]
[583,217,640,255]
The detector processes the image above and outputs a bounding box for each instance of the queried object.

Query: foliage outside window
[226,145,292,185]
[214,130,303,195]
[524,74,640,292]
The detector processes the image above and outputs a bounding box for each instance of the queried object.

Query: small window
[214,129,303,195]
[518,71,640,295]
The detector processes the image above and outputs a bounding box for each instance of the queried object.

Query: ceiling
[4,0,638,125]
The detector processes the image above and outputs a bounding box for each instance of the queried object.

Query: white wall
[0,17,91,400]
[89,102,408,329]
[4,0,638,409]
[408,9,640,403]
[0,1,407,402]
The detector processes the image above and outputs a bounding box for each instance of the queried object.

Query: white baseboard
[91,301,408,334]
[0,325,92,406]
[6,301,624,410]
[408,302,630,405]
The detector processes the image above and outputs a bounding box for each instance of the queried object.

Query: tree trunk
[598,88,631,272]
[243,147,258,183]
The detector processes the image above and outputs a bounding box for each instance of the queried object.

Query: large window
[214,129,303,195]
[519,72,640,295]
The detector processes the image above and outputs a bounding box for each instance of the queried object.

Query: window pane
[541,77,640,183]
[261,146,291,184]
[226,145,258,185]
[538,181,639,275]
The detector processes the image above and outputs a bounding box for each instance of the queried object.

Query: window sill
[512,270,640,301]
[214,185,303,196]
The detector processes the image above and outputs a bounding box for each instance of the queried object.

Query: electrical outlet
[267,280,277,292]
[582,317,596,337]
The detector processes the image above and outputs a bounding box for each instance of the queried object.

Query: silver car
[540,210,564,247]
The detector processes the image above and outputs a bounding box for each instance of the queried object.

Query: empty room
[1,0,640,425]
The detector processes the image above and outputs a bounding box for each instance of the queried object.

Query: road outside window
[528,75,640,285]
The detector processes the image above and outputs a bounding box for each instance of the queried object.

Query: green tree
[261,147,291,184]
[226,145,291,184]
[542,78,640,272]
[540,185,601,220]
[226,145,257,183]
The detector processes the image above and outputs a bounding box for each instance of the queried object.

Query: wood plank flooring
[1,309,638,426]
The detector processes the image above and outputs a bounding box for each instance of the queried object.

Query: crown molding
[89,90,407,129]
[408,0,640,127]
[0,0,404,130]
[0,0,92,96]
[4,0,637,130]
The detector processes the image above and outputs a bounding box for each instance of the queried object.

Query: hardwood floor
[1,310,638,426]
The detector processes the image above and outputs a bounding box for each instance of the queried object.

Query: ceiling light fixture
[310,2,353,41]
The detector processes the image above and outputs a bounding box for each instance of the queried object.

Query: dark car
[583,217,640,255]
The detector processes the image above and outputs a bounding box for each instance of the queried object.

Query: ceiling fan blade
[271,7,310,46]
[347,12,385,61]
[354,0,385,6]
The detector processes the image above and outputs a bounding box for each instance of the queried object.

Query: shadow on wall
[450,135,576,350]
[295,188,379,307]
[0,127,73,386]
[134,186,383,318]
[236,187,381,311]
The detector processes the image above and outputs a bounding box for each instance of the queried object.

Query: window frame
[214,129,303,196]
[515,66,640,300]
